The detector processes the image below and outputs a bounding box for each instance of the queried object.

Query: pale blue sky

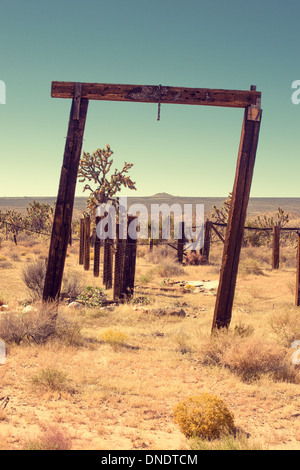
[0,0,299,197]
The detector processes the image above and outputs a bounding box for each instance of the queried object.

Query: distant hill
[150,192,176,198]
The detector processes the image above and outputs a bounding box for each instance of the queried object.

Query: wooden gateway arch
[42,81,262,330]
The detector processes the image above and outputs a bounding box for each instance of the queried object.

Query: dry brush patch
[0,236,300,449]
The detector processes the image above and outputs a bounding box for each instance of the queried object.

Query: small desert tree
[0,210,25,245]
[25,201,54,233]
[77,145,137,217]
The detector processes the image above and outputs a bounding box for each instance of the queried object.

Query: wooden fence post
[177,222,185,264]
[202,220,212,263]
[272,225,280,270]
[43,85,88,302]
[79,218,84,265]
[114,223,126,300]
[94,216,101,277]
[122,216,137,299]
[103,237,113,289]
[149,238,154,252]
[295,232,300,306]
[84,216,90,271]
[212,96,262,330]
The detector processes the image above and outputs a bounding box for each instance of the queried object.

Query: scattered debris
[151,307,186,317]
[133,306,150,314]
[291,350,300,366]
[21,305,37,314]
[0,340,5,365]
[99,306,116,312]
[291,340,300,365]
[0,396,9,409]
[67,302,84,309]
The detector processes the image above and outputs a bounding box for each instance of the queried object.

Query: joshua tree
[77,145,136,217]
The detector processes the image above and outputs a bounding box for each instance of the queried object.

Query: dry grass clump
[155,260,185,278]
[0,259,13,269]
[139,258,185,283]
[144,245,186,278]
[145,245,175,264]
[198,328,299,383]
[238,257,264,276]
[173,393,235,440]
[31,367,70,393]
[269,307,300,347]
[24,424,72,450]
[0,303,84,347]
[190,432,262,450]
[221,336,296,383]
[61,271,84,300]
[99,329,129,349]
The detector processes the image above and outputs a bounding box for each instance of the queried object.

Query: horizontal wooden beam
[51,82,261,109]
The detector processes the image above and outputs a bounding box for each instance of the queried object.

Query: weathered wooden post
[94,216,101,277]
[202,220,212,264]
[43,84,88,302]
[79,218,85,265]
[149,238,154,252]
[272,225,280,270]
[122,216,137,299]
[83,215,90,271]
[295,231,300,307]
[177,221,185,264]
[103,237,113,289]
[212,90,262,330]
[114,223,126,300]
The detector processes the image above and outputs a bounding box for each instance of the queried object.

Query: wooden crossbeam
[51,82,261,109]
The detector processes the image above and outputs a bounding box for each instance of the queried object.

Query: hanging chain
[157,84,162,121]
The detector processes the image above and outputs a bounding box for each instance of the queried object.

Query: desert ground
[0,228,300,450]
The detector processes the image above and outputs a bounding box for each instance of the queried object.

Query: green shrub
[31,367,70,393]
[77,286,105,308]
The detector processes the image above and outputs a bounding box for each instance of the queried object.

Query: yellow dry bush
[99,329,129,347]
[173,393,235,440]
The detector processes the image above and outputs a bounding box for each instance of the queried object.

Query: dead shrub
[62,271,84,300]
[269,308,300,347]
[146,245,175,264]
[155,260,185,278]
[0,304,56,345]
[185,251,205,266]
[0,259,13,269]
[22,259,46,299]
[0,313,27,345]
[198,329,299,383]
[25,424,72,450]
[0,303,84,346]
[238,257,264,276]
[222,336,296,382]
[17,233,39,247]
